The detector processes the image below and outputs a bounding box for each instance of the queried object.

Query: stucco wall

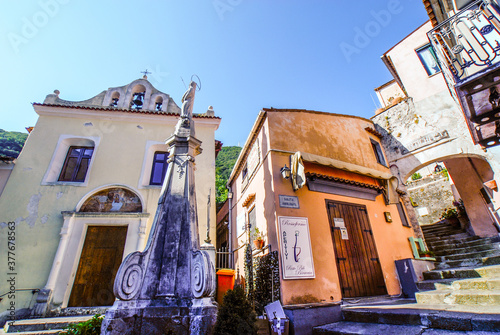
[268,111,390,175]
[0,109,219,313]
[385,21,448,103]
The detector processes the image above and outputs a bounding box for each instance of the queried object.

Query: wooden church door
[68,226,128,307]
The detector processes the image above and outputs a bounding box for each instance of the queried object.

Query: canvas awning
[293,151,400,204]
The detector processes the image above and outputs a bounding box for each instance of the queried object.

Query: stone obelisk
[101,81,217,335]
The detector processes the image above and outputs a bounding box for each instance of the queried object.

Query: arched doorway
[400,154,500,238]
[67,187,143,307]
[372,97,500,239]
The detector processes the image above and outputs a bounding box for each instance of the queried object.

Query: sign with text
[279,195,300,209]
[333,218,345,228]
[407,130,449,152]
[278,216,315,279]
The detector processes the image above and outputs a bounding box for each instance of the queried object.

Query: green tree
[215,146,242,204]
[0,129,28,158]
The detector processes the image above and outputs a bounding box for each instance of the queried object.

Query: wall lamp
[280,164,291,180]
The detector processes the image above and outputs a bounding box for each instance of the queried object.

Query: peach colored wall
[231,110,415,305]
[231,118,277,274]
[267,111,389,174]
[271,152,414,304]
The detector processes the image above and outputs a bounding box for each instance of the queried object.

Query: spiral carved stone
[113,252,144,301]
[191,250,215,298]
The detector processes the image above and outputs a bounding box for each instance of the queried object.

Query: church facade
[0,77,220,322]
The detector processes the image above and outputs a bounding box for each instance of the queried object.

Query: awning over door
[291,151,400,204]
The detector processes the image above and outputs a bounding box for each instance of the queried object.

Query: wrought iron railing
[427,0,500,85]
[216,247,231,270]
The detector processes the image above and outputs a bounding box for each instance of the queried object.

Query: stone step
[312,321,425,334]
[425,233,473,244]
[434,254,500,270]
[416,278,455,291]
[420,223,456,232]
[422,226,464,234]
[415,289,500,306]
[423,267,482,280]
[313,307,500,333]
[427,236,483,249]
[433,243,500,257]
[435,249,500,262]
[4,315,93,333]
[476,264,500,278]
[1,330,61,335]
[422,228,466,237]
[447,277,500,291]
[429,237,499,251]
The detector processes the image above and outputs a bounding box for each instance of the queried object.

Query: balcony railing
[427,0,500,85]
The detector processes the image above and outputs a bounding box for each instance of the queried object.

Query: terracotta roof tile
[32,103,221,119]
[305,172,385,191]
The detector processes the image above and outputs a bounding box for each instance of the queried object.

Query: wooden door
[327,201,387,298]
[68,226,128,307]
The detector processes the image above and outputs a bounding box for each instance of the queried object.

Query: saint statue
[181,81,197,119]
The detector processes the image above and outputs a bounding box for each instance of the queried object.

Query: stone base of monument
[101,298,217,335]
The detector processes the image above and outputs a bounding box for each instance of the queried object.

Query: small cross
[141,69,151,78]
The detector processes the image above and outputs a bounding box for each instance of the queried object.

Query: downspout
[227,185,233,268]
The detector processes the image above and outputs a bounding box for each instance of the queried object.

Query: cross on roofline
[141,69,151,78]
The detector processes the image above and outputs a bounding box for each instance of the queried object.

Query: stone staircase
[313,305,500,334]
[313,221,500,334]
[415,221,500,307]
[416,221,500,292]
[1,307,107,335]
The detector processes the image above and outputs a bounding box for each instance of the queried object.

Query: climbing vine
[253,251,280,315]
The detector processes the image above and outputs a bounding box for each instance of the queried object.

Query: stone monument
[101,81,217,335]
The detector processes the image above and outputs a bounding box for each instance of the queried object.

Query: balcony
[427,0,500,147]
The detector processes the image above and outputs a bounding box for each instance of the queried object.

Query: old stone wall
[406,173,455,226]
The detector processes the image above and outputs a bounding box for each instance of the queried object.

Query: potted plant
[418,249,435,258]
[252,227,265,249]
[441,207,459,228]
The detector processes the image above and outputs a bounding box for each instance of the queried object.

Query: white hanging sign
[333,218,345,228]
[340,227,349,240]
[278,216,315,279]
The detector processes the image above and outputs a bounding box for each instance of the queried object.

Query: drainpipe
[227,186,233,269]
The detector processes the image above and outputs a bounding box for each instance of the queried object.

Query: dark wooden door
[327,201,387,298]
[68,226,128,307]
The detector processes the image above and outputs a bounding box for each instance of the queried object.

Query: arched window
[130,84,146,110]
[155,97,163,111]
[110,92,120,107]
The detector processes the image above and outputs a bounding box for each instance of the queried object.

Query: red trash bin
[216,269,235,305]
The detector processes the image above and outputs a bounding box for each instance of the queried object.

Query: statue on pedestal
[101,81,217,335]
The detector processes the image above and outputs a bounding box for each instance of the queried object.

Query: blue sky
[0,1,429,146]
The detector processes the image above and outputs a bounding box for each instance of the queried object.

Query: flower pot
[253,239,265,249]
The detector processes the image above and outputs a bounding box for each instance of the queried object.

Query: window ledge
[138,185,162,189]
[41,181,88,187]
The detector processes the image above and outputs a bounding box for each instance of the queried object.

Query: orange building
[227,108,417,331]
